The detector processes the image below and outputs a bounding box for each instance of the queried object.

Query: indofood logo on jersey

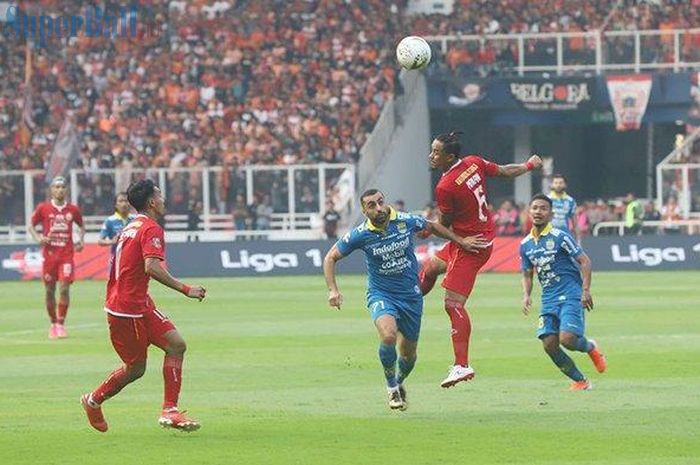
[509,79,592,111]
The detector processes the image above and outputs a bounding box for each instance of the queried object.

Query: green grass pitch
[0,271,698,465]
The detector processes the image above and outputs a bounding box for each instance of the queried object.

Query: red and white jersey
[435,155,499,240]
[31,201,83,259]
[105,214,165,317]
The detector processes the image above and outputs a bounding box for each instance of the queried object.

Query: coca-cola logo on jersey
[509,80,592,111]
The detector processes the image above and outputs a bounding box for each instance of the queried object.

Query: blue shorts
[367,294,423,342]
[537,298,585,339]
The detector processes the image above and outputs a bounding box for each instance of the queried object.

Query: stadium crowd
[420,0,700,76]
[1,0,699,229]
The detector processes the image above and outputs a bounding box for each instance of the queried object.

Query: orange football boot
[587,339,607,373]
[569,379,592,391]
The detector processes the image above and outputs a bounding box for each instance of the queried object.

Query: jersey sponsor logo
[66,212,73,222]
[546,239,555,250]
[152,237,162,249]
[611,244,686,267]
[371,237,409,256]
[397,222,407,234]
[465,173,482,190]
[122,228,137,239]
[454,164,478,185]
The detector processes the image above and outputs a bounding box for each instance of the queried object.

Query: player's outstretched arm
[496,155,543,178]
[576,253,594,311]
[521,269,534,315]
[323,245,344,310]
[426,220,490,253]
[144,257,206,301]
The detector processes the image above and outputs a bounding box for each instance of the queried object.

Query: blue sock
[378,343,398,388]
[548,348,585,382]
[573,336,594,353]
[397,356,416,385]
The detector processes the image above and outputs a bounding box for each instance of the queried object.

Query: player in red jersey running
[419,131,542,387]
[80,179,206,433]
[28,176,85,339]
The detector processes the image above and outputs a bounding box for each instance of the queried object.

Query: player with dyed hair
[28,176,85,339]
[81,179,206,433]
[323,189,476,410]
[420,131,543,388]
[548,174,580,243]
[520,194,607,390]
[97,192,134,254]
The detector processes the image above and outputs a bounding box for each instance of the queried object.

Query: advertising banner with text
[1,236,698,281]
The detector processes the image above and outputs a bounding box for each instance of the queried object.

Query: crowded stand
[1,0,699,230]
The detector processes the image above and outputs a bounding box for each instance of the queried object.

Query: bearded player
[324,189,478,410]
[420,131,543,388]
[28,176,85,339]
[80,179,206,433]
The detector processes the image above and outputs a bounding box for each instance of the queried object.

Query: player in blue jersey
[547,174,580,243]
[323,189,481,410]
[97,193,134,253]
[520,194,607,391]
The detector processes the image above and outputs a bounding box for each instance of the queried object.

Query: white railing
[655,126,700,219]
[592,219,700,236]
[424,28,700,75]
[0,164,355,243]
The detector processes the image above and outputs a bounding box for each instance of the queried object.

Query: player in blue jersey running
[323,189,486,410]
[97,193,134,254]
[520,194,607,391]
[547,174,580,243]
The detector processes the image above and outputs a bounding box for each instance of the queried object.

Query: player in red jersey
[80,179,206,433]
[28,176,85,339]
[420,131,542,387]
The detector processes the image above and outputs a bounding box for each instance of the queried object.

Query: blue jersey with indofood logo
[519,224,583,304]
[336,208,427,300]
[548,191,577,233]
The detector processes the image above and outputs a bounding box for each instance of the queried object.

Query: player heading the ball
[419,131,543,388]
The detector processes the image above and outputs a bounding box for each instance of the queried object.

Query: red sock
[163,355,183,410]
[445,299,472,366]
[57,301,68,324]
[92,367,130,404]
[46,299,57,324]
[419,259,438,296]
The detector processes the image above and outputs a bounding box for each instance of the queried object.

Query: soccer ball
[396,36,432,70]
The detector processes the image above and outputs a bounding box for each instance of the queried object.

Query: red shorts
[43,255,74,283]
[435,241,493,297]
[107,309,176,365]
